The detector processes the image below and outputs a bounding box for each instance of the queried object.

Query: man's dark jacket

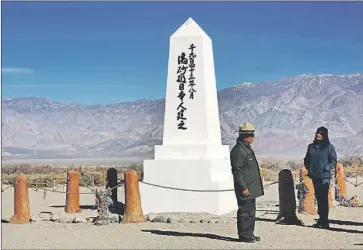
[230,139,264,200]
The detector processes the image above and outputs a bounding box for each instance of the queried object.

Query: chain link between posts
[2,170,362,196]
[29,180,279,195]
[1,176,279,195]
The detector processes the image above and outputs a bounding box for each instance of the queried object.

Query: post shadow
[328,219,363,227]
[49,205,95,210]
[326,227,363,234]
[255,217,276,223]
[141,229,239,242]
[231,216,277,223]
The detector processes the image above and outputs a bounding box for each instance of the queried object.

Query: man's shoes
[312,221,330,229]
[253,235,261,241]
[312,222,322,228]
[238,236,256,243]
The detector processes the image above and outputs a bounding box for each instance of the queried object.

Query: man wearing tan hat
[230,122,264,243]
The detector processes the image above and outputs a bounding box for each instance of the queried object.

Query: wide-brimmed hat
[237,122,255,134]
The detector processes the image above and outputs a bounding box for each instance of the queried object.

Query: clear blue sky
[2,1,363,104]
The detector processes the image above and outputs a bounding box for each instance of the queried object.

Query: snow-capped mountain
[2,73,363,161]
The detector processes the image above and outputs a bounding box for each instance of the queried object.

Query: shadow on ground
[326,227,363,234]
[309,219,363,234]
[49,202,124,214]
[49,205,95,210]
[329,219,363,227]
[141,230,239,242]
[255,217,276,223]
[255,217,363,234]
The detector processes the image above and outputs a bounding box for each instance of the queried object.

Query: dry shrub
[337,155,363,178]
[1,164,64,176]
[128,164,143,174]
[259,158,282,171]
[339,155,363,168]
[28,177,56,188]
[80,171,106,186]
[286,160,304,172]
[260,168,277,181]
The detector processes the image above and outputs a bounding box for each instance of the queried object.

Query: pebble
[73,214,87,223]
[167,217,177,223]
[147,213,157,222]
[58,213,76,223]
[30,214,42,222]
[152,216,168,223]
[50,213,60,222]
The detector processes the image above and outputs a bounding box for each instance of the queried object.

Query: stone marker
[139,17,236,215]
[10,175,31,224]
[65,170,80,213]
[276,169,302,225]
[106,167,119,204]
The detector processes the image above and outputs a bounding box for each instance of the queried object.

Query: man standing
[230,122,264,243]
[303,126,337,229]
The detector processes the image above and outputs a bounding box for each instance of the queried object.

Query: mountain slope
[2,73,363,161]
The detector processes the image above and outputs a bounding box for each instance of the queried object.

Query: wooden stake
[10,175,31,224]
[122,169,146,223]
[65,170,80,213]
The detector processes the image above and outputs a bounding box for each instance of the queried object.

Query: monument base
[154,144,230,159]
[139,158,237,215]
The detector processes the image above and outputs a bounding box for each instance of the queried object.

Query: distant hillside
[2,73,363,161]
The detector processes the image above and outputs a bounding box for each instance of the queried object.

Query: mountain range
[2,73,363,163]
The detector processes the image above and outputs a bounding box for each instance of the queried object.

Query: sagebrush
[1,155,362,187]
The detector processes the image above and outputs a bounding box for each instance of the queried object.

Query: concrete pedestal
[140,158,237,215]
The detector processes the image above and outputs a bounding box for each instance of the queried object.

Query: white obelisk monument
[139,17,237,215]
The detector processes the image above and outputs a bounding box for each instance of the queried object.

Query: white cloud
[4,84,46,88]
[1,68,34,74]
[3,83,150,89]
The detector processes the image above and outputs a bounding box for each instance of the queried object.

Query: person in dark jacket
[230,122,264,243]
[303,126,337,229]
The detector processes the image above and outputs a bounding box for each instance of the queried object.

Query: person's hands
[301,167,308,175]
[242,189,249,196]
[324,165,331,171]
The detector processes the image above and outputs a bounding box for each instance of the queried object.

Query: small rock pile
[30,211,120,224]
[146,213,231,224]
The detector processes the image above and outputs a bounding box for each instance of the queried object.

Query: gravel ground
[1,178,363,249]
